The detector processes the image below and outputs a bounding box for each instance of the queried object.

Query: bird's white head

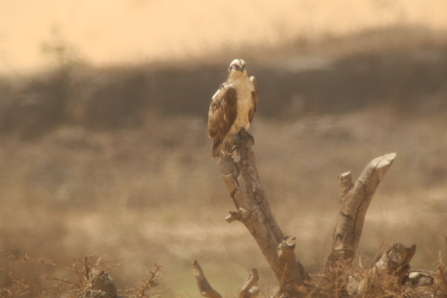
[227,59,247,80]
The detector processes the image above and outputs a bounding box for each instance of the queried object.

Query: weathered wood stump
[194,132,447,298]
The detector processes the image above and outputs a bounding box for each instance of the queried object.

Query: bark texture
[218,130,313,297]
[330,153,396,264]
[193,260,223,298]
[312,153,397,297]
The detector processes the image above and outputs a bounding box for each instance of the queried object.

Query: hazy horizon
[1,0,447,73]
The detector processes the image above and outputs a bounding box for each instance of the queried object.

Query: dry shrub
[1,253,165,298]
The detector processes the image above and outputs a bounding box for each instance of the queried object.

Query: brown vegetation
[1,254,164,297]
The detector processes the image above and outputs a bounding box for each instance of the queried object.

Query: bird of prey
[208,59,259,158]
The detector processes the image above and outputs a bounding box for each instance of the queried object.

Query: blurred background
[1,0,447,296]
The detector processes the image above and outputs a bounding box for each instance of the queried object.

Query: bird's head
[227,59,247,79]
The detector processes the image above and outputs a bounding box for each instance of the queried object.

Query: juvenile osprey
[208,59,259,158]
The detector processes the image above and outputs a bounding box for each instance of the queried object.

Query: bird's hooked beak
[232,64,246,74]
[237,59,246,72]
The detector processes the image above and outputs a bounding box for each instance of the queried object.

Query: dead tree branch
[330,152,396,265]
[193,260,261,298]
[238,268,260,298]
[347,243,416,297]
[200,127,447,297]
[193,129,314,297]
[312,153,396,297]
[216,130,313,298]
[193,260,222,298]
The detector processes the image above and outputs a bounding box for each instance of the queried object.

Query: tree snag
[313,153,397,297]
[239,268,260,298]
[218,130,313,298]
[195,130,447,297]
[193,260,260,298]
[193,260,222,298]
[330,153,396,265]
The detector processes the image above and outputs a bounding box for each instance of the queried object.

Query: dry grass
[1,108,447,296]
[1,254,165,297]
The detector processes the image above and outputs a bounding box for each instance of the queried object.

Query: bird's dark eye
[228,64,243,72]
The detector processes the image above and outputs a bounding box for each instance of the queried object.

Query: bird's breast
[227,78,255,133]
[232,93,253,131]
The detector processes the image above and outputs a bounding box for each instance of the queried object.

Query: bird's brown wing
[248,76,259,123]
[208,83,238,158]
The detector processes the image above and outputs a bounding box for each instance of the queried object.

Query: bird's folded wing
[208,84,238,149]
[249,76,258,123]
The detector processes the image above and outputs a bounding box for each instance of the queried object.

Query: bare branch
[331,152,396,264]
[313,153,396,297]
[239,268,260,298]
[192,260,222,298]
[216,130,313,298]
[225,209,245,223]
[338,171,353,198]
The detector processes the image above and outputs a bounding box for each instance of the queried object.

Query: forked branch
[330,152,397,264]
[198,127,435,298]
[313,153,397,297]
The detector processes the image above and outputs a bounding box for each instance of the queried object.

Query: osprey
[208,59,259,158]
